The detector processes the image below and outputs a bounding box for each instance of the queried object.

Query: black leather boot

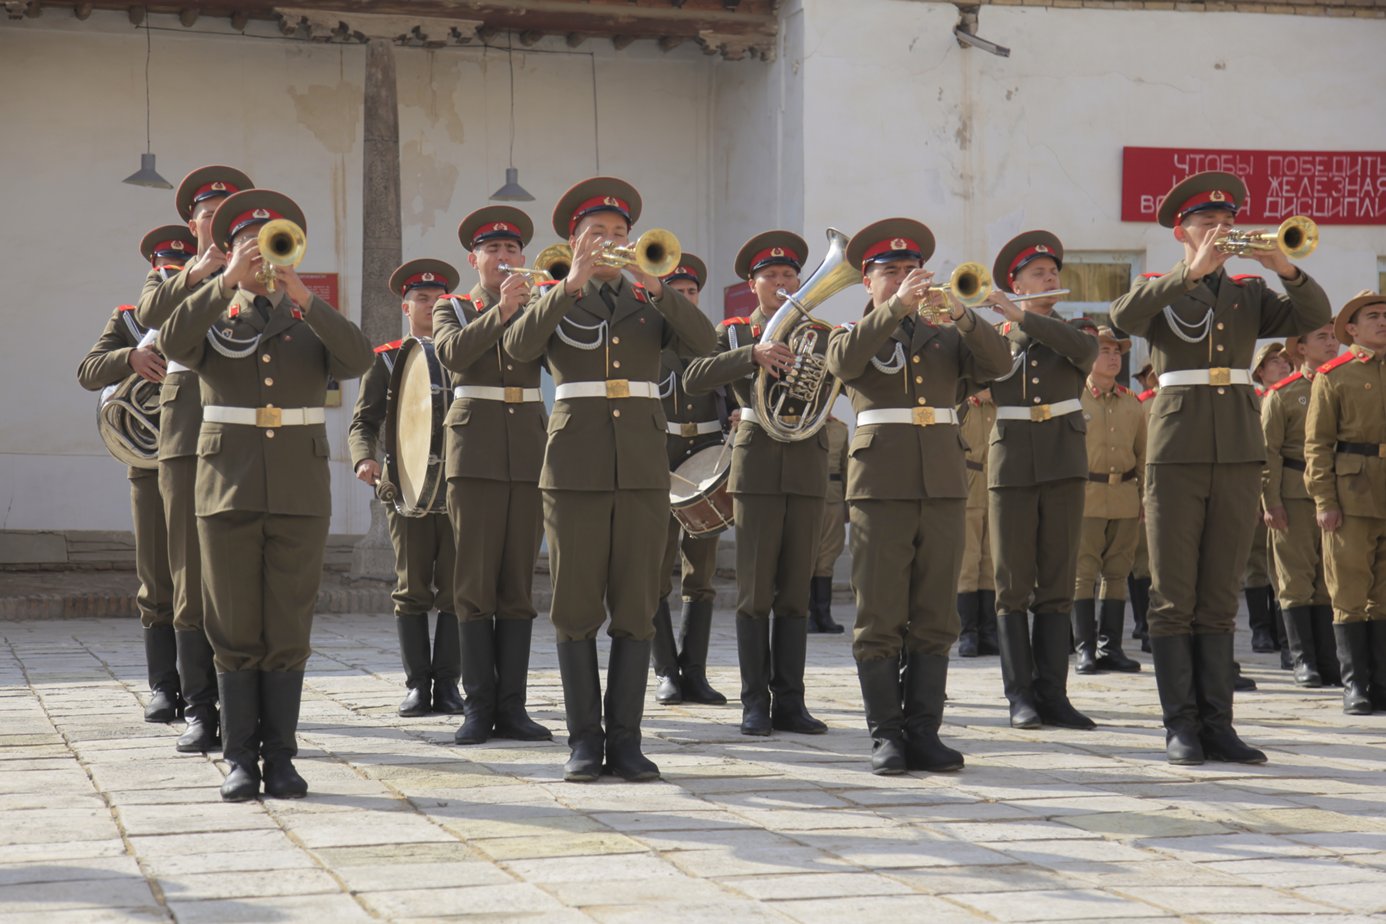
[1071,598,1098,675]
[956,592,981,659]
[977,589,999,655]
[856,656,906,775]
[1128,576,1152,652]
[396,613,432,717]
[1032,611,1095,729]
[1233,661,1257,692]
[556,639,604,782]
[431,613,466,715]
[604,638,661,782]
[1095,599,1141,672]
[1246,585,1278,652]
[678,601,727,705]
[144,624,183,723]
[175,628,220,753]
[736,617,772,736]
[260,670,308,799]
[902,651,964,772]
[1149,634,1203,765]
[216,671,261,801]
[1274,598,1291,668]
[651,598,683,704]
[453,618,496,744]
[492,619,552,740]
[770,616,828,734]
[997,612,1040,729]
[1370,620,1386,712]
[808,576,845,634]
[1194,633,1267,764]
[1283,606,1322,687]
[1335,621,1373,715]
[1312,605,1342,686]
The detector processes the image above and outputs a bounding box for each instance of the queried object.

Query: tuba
[97,328,161,469]
[751,227,858,442]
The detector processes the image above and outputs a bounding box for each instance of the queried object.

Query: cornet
[498,263,552,285]
[1213,215,1318,260]
[256,218,307,292]
[913,263,993,322]
[596,228,681,277]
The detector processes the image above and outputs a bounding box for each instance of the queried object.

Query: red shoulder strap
[1230,273,1261,285]
[441,293,471,302]
[1268,370,1303,392]
[374,339,403,354]
[724,316,752,327]
[1137,388,1156,403]
[117,304,138,313]
[1318,350,1364,375]
[1139,272,1164,280]
[1116,384,1131,395]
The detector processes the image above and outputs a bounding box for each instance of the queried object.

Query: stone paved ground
[3,608,1386,923]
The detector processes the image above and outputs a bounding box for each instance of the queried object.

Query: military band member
[809,416,848,635]
[986,231,1098,731]
[349,260,463,718]
[136,165,254,753]
[1246,342,1293,657]
[826,219,1011,774]
[1305,292,1386,715]
[161,189,373,801]
[652,254,730,705]
[432,206,553,745]
[1110,171,1330,764]
[956,389,998,658]
[1072,326,1144,675]
[683,231,832,739]
[504,178,717,782]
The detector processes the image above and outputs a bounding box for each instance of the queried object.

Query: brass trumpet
[534,243,573,280]
[256,218,307,292]
[1214,215,1318,260]
[499,263,552,284]
[597,228,681,277]
[914,263,993,322]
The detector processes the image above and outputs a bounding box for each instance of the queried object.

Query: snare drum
[384,337,448,516]
[669,443,734,538]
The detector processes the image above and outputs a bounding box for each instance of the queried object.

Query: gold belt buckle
[606,379,631,399]
[680,422,698,438]
[256,406,282,428]
[1108,472,1123,485]
[1030,404,1052,422]
[1378,444,1386,459]
[504,386,524,404]
[912,406,936,426]
[1208,367,1232,386]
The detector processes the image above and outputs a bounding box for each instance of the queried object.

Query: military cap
[735,230,809,280]
[661,253,708,290]
[139,224,197,265]
[1136,360,1154,380]
[458,205,533,252]
[993,230,1064,294]
[846,218,936,271]
[1335,290,1386,347]
[552,176,642,238]
[1157,170,1246,229]
[1095,325,1132,354]
[210,189,307,254]
[389,259,460,298]
[1251,341,1285,375]
[175,165,254,221]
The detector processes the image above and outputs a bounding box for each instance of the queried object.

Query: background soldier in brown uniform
[826,219,1011,774]
[651,254,730,706]
[809,416,848,635]
[1111,171,1329,765]
[956,389,998,657]
[1305,292,1386,715]
[504,178,716,782]
[137,165,254,753]
[1246,342,1293,661]
[1072,325,1144,675]
[433,206,552,745]
[986,231,1098,731]
[683,231,832,738]
[1265,324,1341,687]
[161,189,373,801]
[350,259,463,718]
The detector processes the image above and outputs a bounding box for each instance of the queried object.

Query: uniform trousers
[130,466,173,629]
[450,479,542,622]
[989,479,1085,617]
[660,516,718,603]
[159,457,202,631]
[1324,515,1386,624]
[1270,497,1331,608]
[958,504,994,593]
[385,508,455,618]
[733,493,823,623]
[813,481,846,579]
[1074,516,1140,602]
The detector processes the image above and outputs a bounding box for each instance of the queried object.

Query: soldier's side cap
[1095,324,1132,354]
[552,176,642,237]
[458,206,533,252]
[993,230,1064,294]
[210,189,307,254]
[1335,290,1386,347]
[175,165,254,222]
[846,218,936,271]
[139,224,198,264]
[1157,170,1246,229]
[661,253,708,290]
[389,259,460,298]
[1251,341,1285,374]
[735,230,809,280]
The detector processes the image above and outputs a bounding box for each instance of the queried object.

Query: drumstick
[671,470,701,490]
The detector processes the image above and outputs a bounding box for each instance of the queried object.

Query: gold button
[1216,323,1225,331]
[264,377,274,386]
[1031,360,1038,367]
[1366,383,1373,390]
[1217,387,1227,395]
[261,354,271,364]
[1033,396,1042,404]
[1031,377,1039,384]
[265,430,275,439]
[912,356,920,364]
[612,336,621,345]
[506,363,514,371]
[917,398,926,405]
[507,407,515,415]
[1216,345,1225,352]
[915,376,923,384]
[612,360,621,369]
[613,409,621,418]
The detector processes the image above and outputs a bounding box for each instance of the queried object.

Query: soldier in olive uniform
[1305,292,1386,714]
[825,219,1011,774]
[808,417,848,635]
[985,231,1098,731]
[136,165,254,753]
[161,189,374,801]
[349,259,463,718]
[956,389,998,658]
[432,206,553,745]
[504,178,716,782]
[1130,380,1157,651]
[683,231,833,738]
[1072,326,1145,675]
[1110,171,1330,764]
[652,254,731,706]
[1246,342,1293,658]
[78,232,187,724]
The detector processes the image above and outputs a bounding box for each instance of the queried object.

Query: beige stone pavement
[3,606,1386,923]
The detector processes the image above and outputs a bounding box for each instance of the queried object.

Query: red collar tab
[633,284,649,304]
[749,246,801,274]
[117,304,138,313]
[861,237,924,265]
[1268,370,1304,392]
[229,207,284,239]
[472,221,524,246]
[1008,244,1058,284]
[1137,388,1157,402]
[569,195,632,234]
[725,316,762,338]
[401,271,447,296]
[194,180,240,203]
[1175,189,1240,224]
[1230,274,1260,285]
[374,339,403,354]
[228,304,241,319]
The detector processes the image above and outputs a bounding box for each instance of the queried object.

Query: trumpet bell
[944,262,993,308]
[1214,215,1319,260]
[600,228,681,277]
[534,243,573,280]
[256,219,307,292]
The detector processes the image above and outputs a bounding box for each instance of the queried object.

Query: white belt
[203,405,325,428]
[1158,368,1254,388]
[555,380,658,400]
[857,407,958,427]
[454,385,542,404]
[667,420,721,437]
[995,398,1083,422]
[166,359,191,375]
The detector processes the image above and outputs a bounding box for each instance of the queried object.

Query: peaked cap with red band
[846,218,936,271]
[551,176,642,238]
[734,230,808,281]
[458,205,534,252]
[175,165,254,221]
[210,189,307,255]
[389,258,460,300]
[1335,289,1386,347]
[992,230,1064,295]
[661,253,708,290]
[139,224,197,265]
[1156,170,1246,229]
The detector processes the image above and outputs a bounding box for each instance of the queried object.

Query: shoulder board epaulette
[1000,321,1015,334]
[374,339,403,354]
[1230,274,1262,286]
[1140,272,1164,280]
[1318,350,1366,375]
[1268,370,1304,392]
[838,321,856,331]
[1137,388,1157,403]
[441,293,471,302]
[724,316,753,327]
[1116,384,1131,395]
[117,304,137,313]
[537,280,560,290]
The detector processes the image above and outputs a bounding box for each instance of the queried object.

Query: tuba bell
[97,328,161,469]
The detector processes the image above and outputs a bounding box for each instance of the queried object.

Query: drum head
[395,344,437,510]
[670,444,730,504]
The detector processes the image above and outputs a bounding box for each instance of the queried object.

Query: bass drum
[383,336,448,516]
[669,443,734,538]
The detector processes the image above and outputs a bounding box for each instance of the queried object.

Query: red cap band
[568,195,632,234]
[749,246,801,273]
[472,221,523,245]
[229,207,284,239]
[400,271,448,295]
[1008,243,1058,283]
[1175,189,1238,224]
[663,265,700,282]
[194,180,240,202]
[861,237,923,265]
[150,239,192,256]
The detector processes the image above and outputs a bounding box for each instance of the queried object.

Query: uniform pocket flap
[848,430,875,457]
[313,435,330,458]
[447,405,472,427]
[548,410,571,433]
[1155,393,1183,417]
[160,383,180,404]
[196,432,221,457]
[1336,453,1365,476]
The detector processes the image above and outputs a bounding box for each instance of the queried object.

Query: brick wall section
[958,0,1386,18]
